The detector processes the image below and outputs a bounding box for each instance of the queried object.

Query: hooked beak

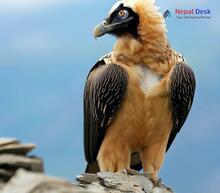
[93,17,134,38]
[93,20,110,38]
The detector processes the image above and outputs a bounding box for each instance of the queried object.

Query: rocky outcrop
[1,169,84,193]
[0,138,43,184]
[77,172,173,193]
[0,138,173,193]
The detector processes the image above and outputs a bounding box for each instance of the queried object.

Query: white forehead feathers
[109,1,122,16]
[108,0,137,16]
[108,0,157,15]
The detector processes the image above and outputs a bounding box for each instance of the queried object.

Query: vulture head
[93,0,167,43]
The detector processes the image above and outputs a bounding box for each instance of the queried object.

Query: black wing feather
[166,63,196,151]
[84,60,128,163]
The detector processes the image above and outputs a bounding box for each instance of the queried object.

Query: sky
[0,0,219,192]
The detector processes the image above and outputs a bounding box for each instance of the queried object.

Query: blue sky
[0,0,219,192]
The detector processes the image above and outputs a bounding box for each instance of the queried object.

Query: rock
[77,173,98,184]
[1,169,87,193]
[0,154,43,172]
[0,138,44,186]
[77,172,174,193]
[0,138,174,193]
[1,169,174,193]
[0,169,13,181]
[0,181,4,190]
[0,138,19,147]
[0,143,36,155]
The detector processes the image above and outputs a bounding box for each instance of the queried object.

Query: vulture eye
[117,9,129,19]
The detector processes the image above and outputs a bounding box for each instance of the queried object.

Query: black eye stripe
[106,4,139,38]
[110,4,124,18]
[109,5,133,22]
[114,3,124,13]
